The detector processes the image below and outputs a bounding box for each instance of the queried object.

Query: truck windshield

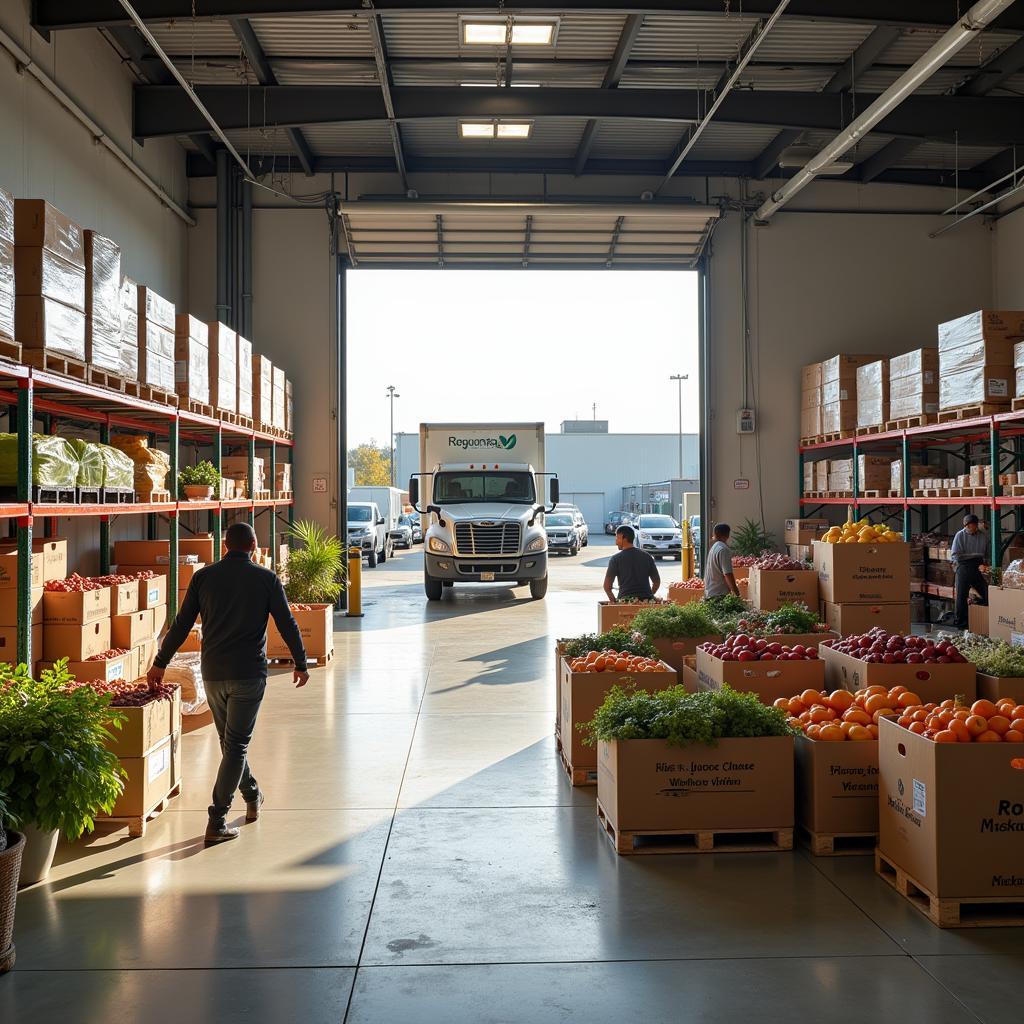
[434,472,535,504]
[349,506,373,522]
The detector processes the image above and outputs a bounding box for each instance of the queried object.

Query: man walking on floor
[148,522,309,845]
[951,513,988,630]
[604,524,661,603]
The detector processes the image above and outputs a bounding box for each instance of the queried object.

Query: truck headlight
[526,536,546,552]
[428,537,451,554]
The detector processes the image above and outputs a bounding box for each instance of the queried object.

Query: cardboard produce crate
[968,602,989,635]
[821,601,912,637]
[747,567,818,612]
[648,634,721,673]
[987,586,1024,642]
[755,631,837,650]
[696,648,825,705]
[681,656,698,692]
[105,689,181,759]
[0,624,41,664]
[817,643,976,703]
[37,649,137,686]
[112,608,155,649]
[598,600,664,631]
[795,734,878,841]
[42,587,110,625]
[667,586,704,606]
[133,637,159,677]
[137,575,168,610]
[0,537,66,582]
[151,603,167,637]
[0,550,44,590]
[975,673,1024,705]
[105,578,140,616]
[42,618,112,662]
[100,730,179,822]
[877,716,1024,921]
[558,657,677,783]
[266,603,334,662]
[813,539,909,603]
[0,586,42,625]
[784,518,830,546]
[596,735,794,853]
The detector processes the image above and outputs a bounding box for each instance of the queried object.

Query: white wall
[993,204,1024,307]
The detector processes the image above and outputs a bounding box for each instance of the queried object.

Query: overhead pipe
[215,150,231,326]
[755,0,1019,222]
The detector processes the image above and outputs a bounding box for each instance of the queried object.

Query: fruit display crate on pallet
[0,356,296,667]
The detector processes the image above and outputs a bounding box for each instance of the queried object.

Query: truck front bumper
[425,551,548,582]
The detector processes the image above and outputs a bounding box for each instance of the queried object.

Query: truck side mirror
[377,516,385,526]
[409,478,419,505]
[549,478,560,505]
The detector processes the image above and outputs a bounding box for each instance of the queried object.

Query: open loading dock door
[339,202,720,269]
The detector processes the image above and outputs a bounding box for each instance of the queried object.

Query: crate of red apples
[696,634,824,705]
[747,553,818,612]
[819,629,976,704]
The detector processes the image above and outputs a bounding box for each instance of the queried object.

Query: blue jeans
[205,676,266,823]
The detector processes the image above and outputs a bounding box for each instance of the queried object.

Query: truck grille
[454,522,521,556]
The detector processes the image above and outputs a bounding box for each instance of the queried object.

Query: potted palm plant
[0,789,24,972]
[178,459,221,501]
[0,662,125,887]
[266,521,344,664]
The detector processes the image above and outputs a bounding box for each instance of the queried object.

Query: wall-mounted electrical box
[736,408,756,435]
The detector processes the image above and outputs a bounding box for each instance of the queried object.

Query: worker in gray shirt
[950,513,988,630]
[703,522,741,600]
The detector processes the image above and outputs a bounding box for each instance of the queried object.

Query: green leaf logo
[499,434,517,450]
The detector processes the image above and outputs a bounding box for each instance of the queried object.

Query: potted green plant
[266,521,345,664]
[0,789,24,972]
[0,662,125,887]
[732,517,777,557]
[178,459,221,501]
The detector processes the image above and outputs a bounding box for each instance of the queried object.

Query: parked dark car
[604,511,629,535]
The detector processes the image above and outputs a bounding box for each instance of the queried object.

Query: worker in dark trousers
[951,513,988,630]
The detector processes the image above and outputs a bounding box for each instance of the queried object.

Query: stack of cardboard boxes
[209,321,237,415]
[118,277,139,380]
[889,347,938,422]
[889,458,933,497]
[0,547,43,664]
[821,354,880,435]
[137,285,176,392]
[784,518,829,562]
[174,313,210,407]
[237,334,253,421]
[813,537,911,636]
[272,365,286,432]
[800,363,821,440]
[14,199,87,361]
[938,310,1023,412]
[826,458,853,495]
[221,455,264,498]
[253,354,273,427]
[83,230,123,374]
[855,359,888,431]
[857,454,891,496]
[0,188,15,344]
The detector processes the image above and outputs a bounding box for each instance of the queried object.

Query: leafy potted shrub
[0,663,125,887]
[178,459,221,501]
[0,789,24,972]
[266,521,345,664]
[732,517,777,557]
[629,603,722,671]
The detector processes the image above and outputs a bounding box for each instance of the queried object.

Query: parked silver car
[545,512,585,556]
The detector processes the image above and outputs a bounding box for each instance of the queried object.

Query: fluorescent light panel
[459,120,533,140]
[461,18,558,47]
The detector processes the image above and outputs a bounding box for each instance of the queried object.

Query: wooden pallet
[558,745,597,787]
[0,336,21,363]
[102,781,181,838]
[823,491,854,499]
[275,490,293,501]
[799,436,820,447]
[183,398,215,419]
[887,490,903,499]
[798,824,877,857]
[218,409,254,429]
[875,848,1024,928]
[138,489,171,504]
[87,365,134,392]
[269,648,335,667]
[597,800,793,856]
[1011,396,1024,412]
[20,348,88,380]
[819,430,855,442]
[885,414,936,430]
[861,490,884,499]
[138,383,178,408]
[936,403,1008,423]
[1009,484,1024,497]
[253,489,271,501]
[856,424,886,436]
[912,487,989,500]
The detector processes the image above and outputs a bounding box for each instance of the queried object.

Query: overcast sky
[346,269,699,449]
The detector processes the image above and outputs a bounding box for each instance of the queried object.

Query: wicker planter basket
[0,831,25,973]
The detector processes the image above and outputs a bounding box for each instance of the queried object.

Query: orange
[817,725,844,742]
[1004,730,1024,743]
[865,694,893,715]
[1010,718,1024,733]
[971,699,999,719]
[965,715,988,737]
[843,708,871,726]
[787,698,806,716]
[988,716,1012,736]
[977,730,1003,743]
[827,690,855,712]
[800,689,823,707]
[949,719,971,742]
[810,706,836,724]
[773,698,789,709]
[593,657,607,672]
[908,721,927,735]
[911,709,930,723]
[897,691,922,709]
[805,724,822,739]
[1013,706,1024,720]
[934,730,959,743]
[867,724,879,739]
[614,658,629,672]
[889,685,908,697]
[847,725,872,741]
[997,699,1017,713]
[873,709,897,725]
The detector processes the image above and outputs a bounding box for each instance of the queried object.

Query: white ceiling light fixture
[460,122,496,139]
[460,16,559,47]
[459,120,533,140]
[496,122,532,139]
[459,82,542,88]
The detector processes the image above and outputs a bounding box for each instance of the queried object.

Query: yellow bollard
[346,545,364,618]
[680,518,694,580]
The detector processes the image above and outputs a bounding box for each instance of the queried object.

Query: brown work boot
[245,792,265,823]
[204,821,240,846]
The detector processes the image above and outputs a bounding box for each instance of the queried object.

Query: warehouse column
[901,432,911,540]
[337,250,349,612]
[990,420,1001,569]
[168,416,179,626]
[697,258,711,566]
[16,378,33,666]
[269,441,277,571]
[216,149,231,327]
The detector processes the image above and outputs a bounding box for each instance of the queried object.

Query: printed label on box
[913,778,927,818]
[148,744,170,783]
[989,377,1010,397]
[147,586,160,605]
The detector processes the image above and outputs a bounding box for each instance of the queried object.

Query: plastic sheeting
[14,247,86,310]
[0,186,13,242]
[938,311,1024,351]
[111,434,170,496]
[210,322,237,413]
[67,440,135,489]
[68,438,104,487]
[0,433,78,488]
[119,277,139,380]
[163,650,207,716]
[237,335,253,418]
[15,296,86,359]
[0,238,13,341]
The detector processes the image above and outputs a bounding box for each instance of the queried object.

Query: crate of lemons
[820,517,902,545]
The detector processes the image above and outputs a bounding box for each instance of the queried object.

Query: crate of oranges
[559,650,676,786]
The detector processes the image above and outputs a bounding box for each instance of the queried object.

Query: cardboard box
[133,637,159,676]
[138,574,167,610]
[784,518,830,546]
[14,199,84,266]
[285,378,292,433]
[801,385,821,410]
[596,735,794,836]
[272,365,286,428]
[974,673,1024,704]
[821,354,883,384]
[815,462,829,492]
[821,400,857,434]
[107,578,140,616]
[800,405,822,438]
[597,601,664,632]
[137,285,175,332]
[112,608,155,649]
[138,320,175,390]
[83,230,121,327]
[151,603,167,637]
[266,602,334,661]
[748,567,818,612]
[15,296,85,358]
[938,310,1024,350]
[209,321,237,413]
[0,586,43,626]
[42,586,111,625]
[101,730,178,819]
[42,618,112,662]
[795,734,878,836]
[237,334,253,418]
[696,648,825,705]
[0,238,12,341]
[968,602,989,635]
[817,643,976,703]
[0,624,41,664]
[13,246,86,309]
[939,364,1012,409]
[253,354,273,424]
[890,347,939,378]
[104,688,181,759]
[681,656,698,693]
[559,657,677,775]
[801,363,822,390]
[821,601,912,637]
[179,535,216,563]
[877,715,1024,900]
[119,276,139,380]
[987,586,1024,642]
[667,587,703,606]
[0,185,13,242]
[174,313,209,405]
[813,539,910,603]
[0,538,67,583]
[39,650,135,686]
[788,543,813,562]
[648,635,721,673]
[113,540,168,565]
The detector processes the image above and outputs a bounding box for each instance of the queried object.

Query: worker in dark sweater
[149,522,309,846]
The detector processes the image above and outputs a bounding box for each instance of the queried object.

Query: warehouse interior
[4,2,1024,1022]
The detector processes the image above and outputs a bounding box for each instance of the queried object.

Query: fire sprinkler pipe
[754,0,1019,223]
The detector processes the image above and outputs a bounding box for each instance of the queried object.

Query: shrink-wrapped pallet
[174,314,209,405]
[209,321,237,414]
[84,231,122,373]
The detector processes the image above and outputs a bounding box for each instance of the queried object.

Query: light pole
[669,374,688,479]
[385,384,400,486]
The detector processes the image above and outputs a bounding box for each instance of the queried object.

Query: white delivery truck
[349,485,404,560]
[409,423,558,601]
[347,501,388,567]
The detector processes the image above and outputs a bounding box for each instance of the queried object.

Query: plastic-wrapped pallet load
[66,439,134,493]
[83,231,123,374]
[137,284,176,391]
[855,359,888,430]
[253,354,273,425]
[0,186,13,342]
[237,335,253,418]
[937,310,1024,411]
[119,277,139,380]
[13,246,85,309]
[889,347,938,420]
[174,313,209,405]
[1014,340,1024,399]
[272,365,286,429]
[0,433,78,489]
[111,434,169,499]
[800,363,821,439]
[14,200,84,266]
[285,378,293,433]
[820,354,881,433]
[209,321,237,413]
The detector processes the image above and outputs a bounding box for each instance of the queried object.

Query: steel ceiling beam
[31,1,1024,34]
[134,84,1024,147]
[573,13,644,176]
[229,17,315,175]
[752,24,902,179]
[367,13,409,190]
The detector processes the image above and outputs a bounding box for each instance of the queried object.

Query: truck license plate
[481,571,495,581]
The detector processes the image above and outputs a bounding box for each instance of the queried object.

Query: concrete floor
[4,535,1023,1022]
